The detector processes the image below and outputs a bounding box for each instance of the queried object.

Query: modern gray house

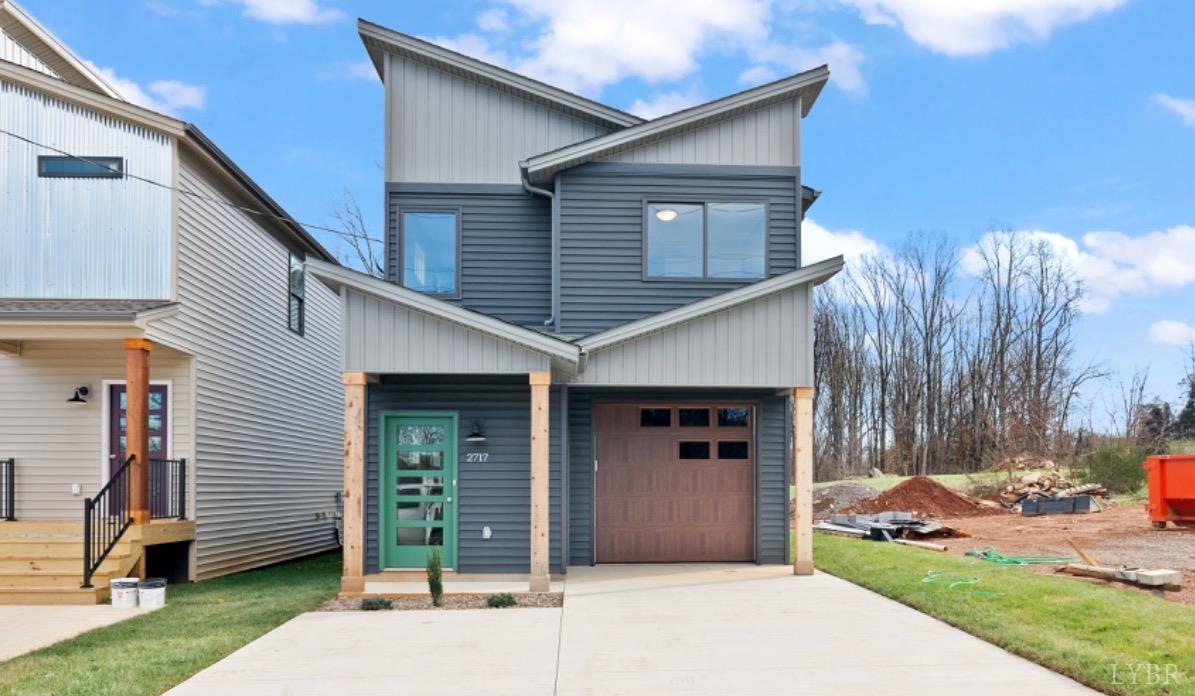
[0,1,343,603]
[319,19,842,595]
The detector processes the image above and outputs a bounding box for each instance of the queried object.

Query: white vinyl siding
[0,341,192,519]
[144,151,342,579]
[0,79,172,299]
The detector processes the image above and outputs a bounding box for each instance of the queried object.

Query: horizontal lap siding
[342,289,549,374]
[385,188,551,329]
[568,389,789,565]
[559,164,800,334]
[366,381,563,574]
[146,153,343,579]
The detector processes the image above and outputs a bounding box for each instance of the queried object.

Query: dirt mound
[842,476,1005,519]
[813,482,878,519]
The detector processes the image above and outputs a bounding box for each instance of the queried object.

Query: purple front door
[108,384,169,477]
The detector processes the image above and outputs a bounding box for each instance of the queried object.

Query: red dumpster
[1143,455,1195,529]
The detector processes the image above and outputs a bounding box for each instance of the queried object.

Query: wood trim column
[529,372,551,592]
[792,386,815,575]
[124,339,153,524]
[341,372,367,594]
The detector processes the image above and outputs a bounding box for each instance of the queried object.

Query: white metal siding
[603,98,799,166]
[386,53,611,183]
[1,28,59,77]
[342,288,550,374]
[144,152,342,579]
[0,79,173,299]
[0,340,193,519]
[572,284,812,387]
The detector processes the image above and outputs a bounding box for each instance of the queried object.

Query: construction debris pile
[813,482,879,517]
[842,476,1003,519]
[997,455,1059,472]
[995,471,1108,516]
[815,512,956,552]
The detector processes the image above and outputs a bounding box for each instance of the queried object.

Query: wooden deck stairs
[0,520,194,604]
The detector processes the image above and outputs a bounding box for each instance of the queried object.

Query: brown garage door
[595,403,755,563]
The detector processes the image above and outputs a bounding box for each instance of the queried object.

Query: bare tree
[333,189,384,277]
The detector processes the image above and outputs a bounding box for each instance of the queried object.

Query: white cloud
[628,89,705,119]
[204,0,344,25]
[738,64,779,85]
[316,59,377,82]
[838,0,1128,56]
[1155,93,1195,127]
[747,39,866,95]
[962,226,1195,314]
[84,61,206,115]
[802,218,883,265]
[1149,320,1195,347]
[478,8,511,32]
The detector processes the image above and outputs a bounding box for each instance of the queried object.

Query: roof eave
[576,255,845,353]
[307,259,581,364]
[0,0,122,98]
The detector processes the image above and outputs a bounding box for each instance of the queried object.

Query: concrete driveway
[170,565,1095,695]
[0,605,154,662]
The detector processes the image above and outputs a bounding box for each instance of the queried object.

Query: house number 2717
[465,453,489,463]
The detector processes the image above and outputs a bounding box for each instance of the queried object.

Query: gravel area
[321,593,564,611]
[812,482,879,519]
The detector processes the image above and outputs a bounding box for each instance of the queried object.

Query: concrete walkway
[0,605,155,662]
[170,565,1096,695]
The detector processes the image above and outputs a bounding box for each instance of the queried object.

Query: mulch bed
[842,476,1006,519]
[321,593,564,611]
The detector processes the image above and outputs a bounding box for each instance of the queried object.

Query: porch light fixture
[67,386,90,404]
[655,208,679,222]
[465,420,487,443]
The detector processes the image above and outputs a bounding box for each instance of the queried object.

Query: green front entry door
[381,413,458,569]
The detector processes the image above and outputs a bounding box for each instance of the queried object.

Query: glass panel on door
[383,415,457,569]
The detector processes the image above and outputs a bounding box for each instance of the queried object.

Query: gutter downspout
[520,165,559,331]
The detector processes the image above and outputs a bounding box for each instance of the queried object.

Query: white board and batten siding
[385,52,612,184]
[573,284,813,388]
[342,288,550,374]
[0,79,172,299]
[144,150,342,579]
[1,28,58,77]
[0,341,193,519]
[602,97,800,167]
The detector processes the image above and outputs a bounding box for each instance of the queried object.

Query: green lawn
[814,535,1195,695]
[0,553,340,696]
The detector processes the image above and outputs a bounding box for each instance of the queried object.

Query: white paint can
[110,578,139,608]
[138,578,167,609]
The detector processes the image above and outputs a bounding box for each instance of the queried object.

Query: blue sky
[23,0,1195,421]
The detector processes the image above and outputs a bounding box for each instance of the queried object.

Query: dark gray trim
[37,155,123,179]
[386,182,529,195]
[395,205,463,300]
[560,385,570,574]
[784,393,793,564]
[572,162,799,178]
[551,173,562,332]
[641,197,771,283]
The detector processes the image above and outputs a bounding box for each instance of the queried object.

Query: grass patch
[0,553,340,696]
[1172,439,1195,455]
[813,535,1195,695]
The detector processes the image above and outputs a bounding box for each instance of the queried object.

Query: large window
[401,210,459,295]
[38,155,124,178]
[646,201,766,279]
[288,253,305,335]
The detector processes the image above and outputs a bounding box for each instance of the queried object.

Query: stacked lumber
[997,472,1106,505]
[997,455,1058,472]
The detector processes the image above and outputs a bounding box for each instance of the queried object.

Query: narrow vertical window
[288,253,305,335]
[402,210,459,295]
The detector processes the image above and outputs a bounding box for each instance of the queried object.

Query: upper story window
[288,254,305,335]
[38,155,124,179]
[646,201,766,280]
[401,209,459,296]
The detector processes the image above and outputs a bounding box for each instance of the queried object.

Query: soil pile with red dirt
[842,476,1005,519]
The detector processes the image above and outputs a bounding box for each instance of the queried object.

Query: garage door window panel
[640,408,672,427]
[717,408,750,427]
[679,441,711,459]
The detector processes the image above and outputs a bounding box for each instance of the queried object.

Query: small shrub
[1080,445,1147,494]
[486,593,518,608]
[360,597,392,611]
[426,549,444,607]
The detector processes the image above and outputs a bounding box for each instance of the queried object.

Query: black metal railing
[83,455,134,588]
[149,458,186,520]
[1,458,14,521]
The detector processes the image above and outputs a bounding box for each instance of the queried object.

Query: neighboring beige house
[0,0,343,603]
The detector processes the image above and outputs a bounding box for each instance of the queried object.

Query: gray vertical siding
[567,389,789,566]
[386,186,552,329]
[145,151,343,579]
[341,288,550,374]
[365,379,563,574]
[558,163,801,334]
[385,53,612,184]
[571,284,812,387]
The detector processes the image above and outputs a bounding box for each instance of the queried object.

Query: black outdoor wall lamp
[465,420,487,443]
[67,385,90,403]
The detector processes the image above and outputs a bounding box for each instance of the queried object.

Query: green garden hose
[965,546,1075,565]
[921,570,1002,598]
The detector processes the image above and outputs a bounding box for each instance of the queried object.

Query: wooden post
[124,339,153,524]
[792,386,815,575]
[529,372,551,592]
[341,372,367,594]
